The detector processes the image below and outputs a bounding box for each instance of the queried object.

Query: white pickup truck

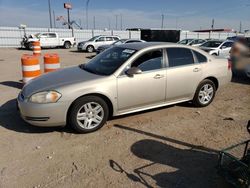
[21,32,76,49]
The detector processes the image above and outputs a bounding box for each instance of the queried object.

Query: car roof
[121,42,210,55]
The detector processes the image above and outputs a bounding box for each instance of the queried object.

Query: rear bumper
[17,93,69,127]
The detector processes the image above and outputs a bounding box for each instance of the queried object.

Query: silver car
[17,42,232,133]
[77,35,120,53]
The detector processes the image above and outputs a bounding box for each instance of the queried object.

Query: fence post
[129,31,131,39]
[92,30,94,37]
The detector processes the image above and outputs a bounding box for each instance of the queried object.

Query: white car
[21,32,76,49]
[200,40,234,58]
[77,35,120,52]
[178,39,207,47]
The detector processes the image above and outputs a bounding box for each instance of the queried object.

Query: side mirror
[221,46,227,50]
[125,67,142,77]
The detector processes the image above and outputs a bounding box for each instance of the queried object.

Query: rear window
[167,48,194,67]
[193,50,207,63]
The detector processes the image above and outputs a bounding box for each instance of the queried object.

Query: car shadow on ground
[0,81,23,89]
[0,99,74,134]
[110,125,230,188]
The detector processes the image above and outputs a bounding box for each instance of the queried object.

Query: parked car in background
[96,39,146,54]
[200,40,234,58]
[77,35,120,52]
[17,42,232,133]
[21,32,76,49]
[177,39,206,47]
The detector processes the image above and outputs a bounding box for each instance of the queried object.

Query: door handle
[193,68,201,72]
[154,74,164,79]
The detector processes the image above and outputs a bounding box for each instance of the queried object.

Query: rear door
[165,47,203,101]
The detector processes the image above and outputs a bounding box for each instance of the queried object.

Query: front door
[117,49,166,111]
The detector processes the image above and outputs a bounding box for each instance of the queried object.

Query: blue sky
[0,0,250,30]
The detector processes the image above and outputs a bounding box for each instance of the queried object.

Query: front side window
[48,33,56,38]
[167,48,194,67]
[106,37,113,41]
[81,47,137,75]
[131,50,163,72]
[96,37,105,42]
[222,42,233,48]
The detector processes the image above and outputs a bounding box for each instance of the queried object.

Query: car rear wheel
[193,79,216,107]
[86,45,94,53]
[64,41,71,49]
[68,96,109,133]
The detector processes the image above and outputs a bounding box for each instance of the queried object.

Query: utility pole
[108,18,111,30]
[93,16,96,29]
[211,18,215,30]
[115,15,118,30]
[120,14,123,30]
[48,0,52,28]
[53,10,56,28]
[161,14,164,29]
[86,0,90,29]
[239,21,242,33]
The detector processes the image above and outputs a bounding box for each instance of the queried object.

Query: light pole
[86,0,90,29]
[161,14,164,29]
[120,14,123,30]
[48,0,52,28]
[115,15,118,30]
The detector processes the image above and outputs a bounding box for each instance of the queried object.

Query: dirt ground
[0,48,250,188]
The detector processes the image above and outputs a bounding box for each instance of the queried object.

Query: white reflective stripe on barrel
[34,50,41,53]
[22,65,41,71]
[34,46,41,49]
[45,63,60,69]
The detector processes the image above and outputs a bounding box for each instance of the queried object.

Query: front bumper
[77,44,86,51]
[17,93,69,127]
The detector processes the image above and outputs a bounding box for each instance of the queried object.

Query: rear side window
[113,37,119,41]
[167,48,194,67]
[193,50,207,63]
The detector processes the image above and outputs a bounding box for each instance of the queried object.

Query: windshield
[88,36,100,41]
[178,39,193,45]
[201,41,223,48]
[113,39,127,45]
[34,33,41,38]
[81,47,137,76]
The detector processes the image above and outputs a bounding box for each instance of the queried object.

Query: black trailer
[127,29,180,43]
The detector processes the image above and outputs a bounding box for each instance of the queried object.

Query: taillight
[228,59,232,70]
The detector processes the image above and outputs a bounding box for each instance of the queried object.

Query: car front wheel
[68,96,109,133]
[193,79,216,107]
[86,45,94,53]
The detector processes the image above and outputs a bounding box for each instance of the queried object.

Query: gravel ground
[0,48,250,188]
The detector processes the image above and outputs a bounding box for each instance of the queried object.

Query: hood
[98,45,111,49]
[200,47,217,52]
[22,66,102,97]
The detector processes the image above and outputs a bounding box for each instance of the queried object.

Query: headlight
[29,91,61,104]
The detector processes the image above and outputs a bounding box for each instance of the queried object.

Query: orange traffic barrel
[32,41,41,56]
[21,54,41,84]
[44,53,60,73]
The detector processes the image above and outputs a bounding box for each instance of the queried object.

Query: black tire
[64,41,71,49]
[86,45,94,53]
[68,96,109,133]
[193,79,216,107]
[28,42,33,50]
